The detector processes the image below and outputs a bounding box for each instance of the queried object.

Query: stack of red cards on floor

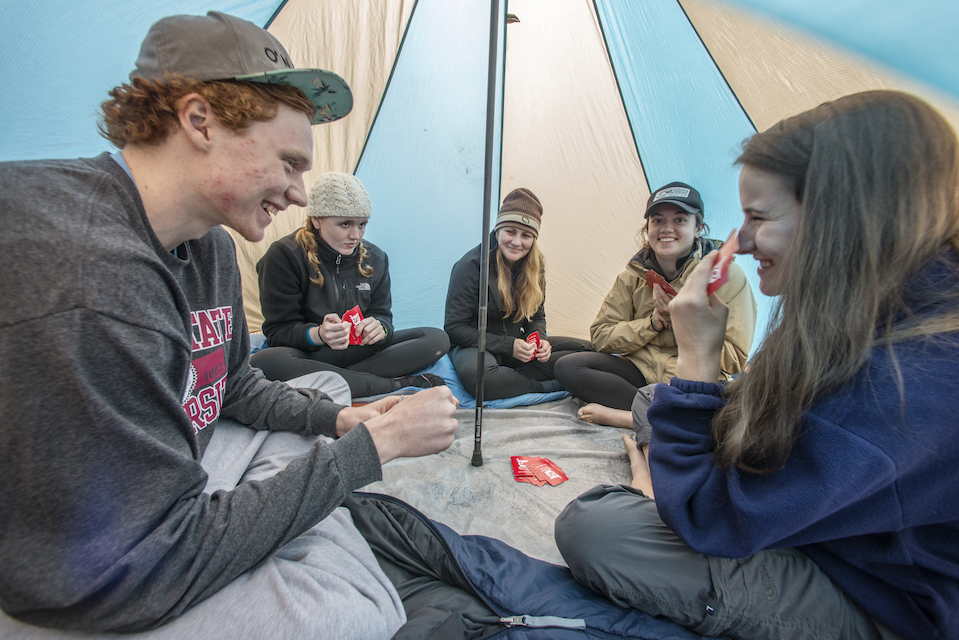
[511,456,568,487]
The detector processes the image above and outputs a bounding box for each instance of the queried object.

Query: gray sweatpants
[1,372,406,640]
[555,484,904,640]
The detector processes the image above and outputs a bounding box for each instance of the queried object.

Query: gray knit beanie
[307,172,372,218]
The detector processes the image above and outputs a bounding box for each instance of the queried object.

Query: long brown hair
[495,235,546,322]
[713,90,959,473]
[295,223,373,288]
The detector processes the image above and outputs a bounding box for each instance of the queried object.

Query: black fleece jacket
[444,243,547,358]
[257,230,394,351]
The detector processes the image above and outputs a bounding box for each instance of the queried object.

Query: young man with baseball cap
[0,12,457,638]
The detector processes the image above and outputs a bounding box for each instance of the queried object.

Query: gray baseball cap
[132,11,352,124]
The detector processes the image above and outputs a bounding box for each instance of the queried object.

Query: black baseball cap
[644,182,704,218]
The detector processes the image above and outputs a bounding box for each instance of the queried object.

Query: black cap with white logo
[644,182,704,218]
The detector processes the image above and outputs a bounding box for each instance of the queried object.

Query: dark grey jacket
[444,242,547,357]
[0,154,381,632]
[257,231,394,351]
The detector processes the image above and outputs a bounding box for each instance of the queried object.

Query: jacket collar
[313,228,358,266]
[629,237,716,278]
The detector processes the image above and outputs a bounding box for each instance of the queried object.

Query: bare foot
[622,434,655,498]
[577,403,633,428]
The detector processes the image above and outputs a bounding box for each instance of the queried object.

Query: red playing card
[343,305,364,345]
[706,229,740,296]
[529,458,568,486]
[512,456,548,486]
[644,270,678,298]
[511,456,536,477]
[526,331,540,352]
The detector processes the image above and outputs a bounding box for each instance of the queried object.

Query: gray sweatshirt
[0,154,382,632]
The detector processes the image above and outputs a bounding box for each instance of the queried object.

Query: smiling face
[646,204,702,264]
[737,164,802,296]
[314,216,368,255]
[203,104,313,242]
[497,224,535,265]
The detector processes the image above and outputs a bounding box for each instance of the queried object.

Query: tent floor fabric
[368,397,632,566]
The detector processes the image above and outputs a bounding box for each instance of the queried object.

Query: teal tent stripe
[0,1,282,162]
[727,0,959,100]
[352,0,421,175]
[594,0,773,336]
[356,0,505,329]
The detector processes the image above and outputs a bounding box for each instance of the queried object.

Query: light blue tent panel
[0,1,280,161]
[355,0,506,329]
[3,0,957,341]
[595,0,771,329]
[732,0,959,99]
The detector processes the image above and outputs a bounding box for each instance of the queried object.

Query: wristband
[306,326,322,346]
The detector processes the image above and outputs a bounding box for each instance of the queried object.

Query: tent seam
[591,0,652,193]
[354,0,420,174]
[263,0,289,29]
[676,0,757,134]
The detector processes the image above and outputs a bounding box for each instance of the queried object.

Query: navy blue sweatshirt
[647,256,959,640]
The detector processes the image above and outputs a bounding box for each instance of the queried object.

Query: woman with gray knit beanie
[251,172,449,397]
[444,187,591,400]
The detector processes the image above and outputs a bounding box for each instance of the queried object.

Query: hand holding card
[343,305,364,345]
[706,229,740,296]
[526,331,540,354]
[645,270,678,298]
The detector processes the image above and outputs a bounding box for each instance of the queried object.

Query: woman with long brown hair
[556,90,959,640]
[444,188,590,399]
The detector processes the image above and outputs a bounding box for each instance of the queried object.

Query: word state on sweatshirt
[182,306,234,434]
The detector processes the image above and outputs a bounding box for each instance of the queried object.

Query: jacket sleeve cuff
[329,424,383,490]
[668,377,726,397]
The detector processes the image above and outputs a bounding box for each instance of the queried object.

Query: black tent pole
[472,0,501,467]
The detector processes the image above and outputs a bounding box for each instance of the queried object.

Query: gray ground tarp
[366,398,633,566]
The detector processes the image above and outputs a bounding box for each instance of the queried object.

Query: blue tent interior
[4,0,958,347]
[2,3,959,637]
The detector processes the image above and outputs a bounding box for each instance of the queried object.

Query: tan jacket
[590,240,756,383]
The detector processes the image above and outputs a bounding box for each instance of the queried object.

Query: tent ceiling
[2,0,958,347]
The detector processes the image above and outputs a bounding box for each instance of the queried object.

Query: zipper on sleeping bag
[499,615,586,630]
[353,491,595,637]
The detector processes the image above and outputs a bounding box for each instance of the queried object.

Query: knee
[427,328,451,356]
[631,385,656,444]
[555,485,649,575]
[451,349,498,387]
[250,346,301,380]
[554,490,612,572]
[552,353,581,384]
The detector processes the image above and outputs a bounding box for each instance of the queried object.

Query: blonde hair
[495,238,546,322]
[294,224,373,288]
[713,90,959,473]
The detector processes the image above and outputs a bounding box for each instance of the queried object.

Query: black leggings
[553,351,647,410]
[449,336,592,400]
[250,327,450,398]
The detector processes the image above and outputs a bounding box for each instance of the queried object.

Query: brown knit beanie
[493,188,542,237]
[308,172,372,218]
